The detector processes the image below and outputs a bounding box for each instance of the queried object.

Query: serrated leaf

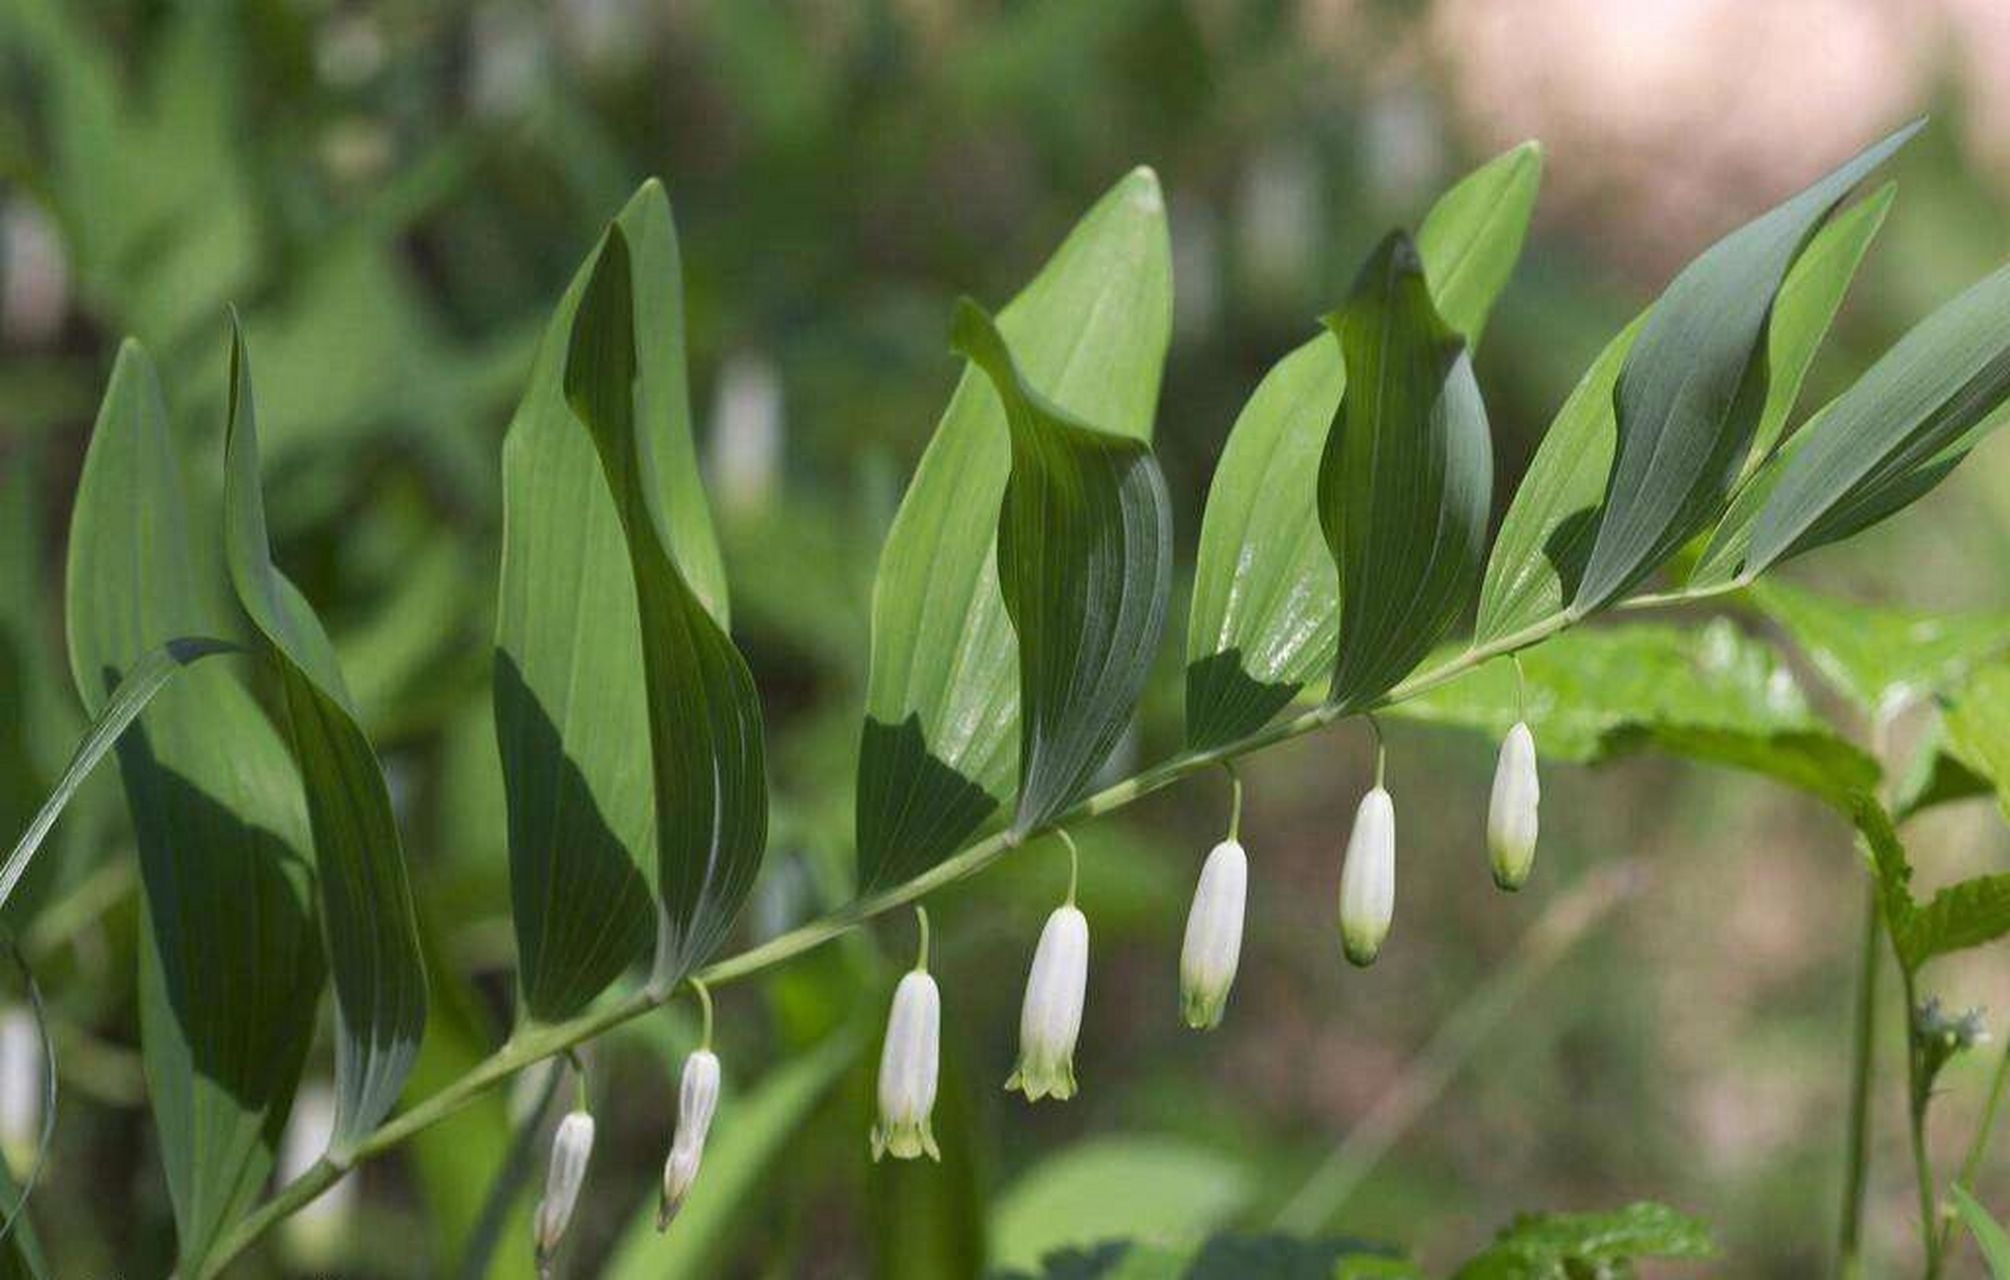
[563,225,767,982]
[1453,1201,1713,1278]
[1187,144,1537,747]
[61,341,324,1267]
[222,321,427,1154]
[1896,874,2010,969]
[1749,580,2010,712]
[494,181,726,1019]
[1954,1186,2010,1278]
[1320,232,1492,709]
[1942,664,2010,823]
[1396,620,1875,806]
[1573,121,1919,611]
[953,301,1172,832]
[858,169,1169,886]
[1739,261,2010,576]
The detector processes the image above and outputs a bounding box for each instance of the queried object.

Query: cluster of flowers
[529,720,1540,1268]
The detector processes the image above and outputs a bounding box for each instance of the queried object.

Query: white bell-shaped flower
[657,1048,721,1230]
[1180,839,1247,1030]
[1338,786,1395,966]
[1487,721,1540,891]
[872,912,942,1162]
[534,1108,595,1275]
[1006,903,1090,1100]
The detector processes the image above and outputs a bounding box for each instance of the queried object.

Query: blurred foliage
[7,1,2010,1277]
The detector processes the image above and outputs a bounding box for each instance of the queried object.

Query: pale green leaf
[1942,664,2010,823]
[63,340,324,1267]
[494,181,725,1019]
[563,225,767,982]
[222,320,428,1154]
[1574,121,1919,610]
[1954,1186,2010,1278]
[1320,232,1492,709]
[989,1138,1253,1272]
[953,301,1172,832]
[858,169,1169,886]
[1453,1202,1713,1278]
[1187,143,1538,747]
[1896,874,2010,969]
[1750,580,2010,712]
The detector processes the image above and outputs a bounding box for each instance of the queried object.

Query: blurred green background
[6,0,2010,1275]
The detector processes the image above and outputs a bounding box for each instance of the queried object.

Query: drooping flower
[534,1108,595,1275]
[1180,839,1247,1030]
[1338,786,1395,966]
[1007,903,1090,1100]
[657,1048,721,1230]
[1487,720,1540,891]
[873,908,941,1161]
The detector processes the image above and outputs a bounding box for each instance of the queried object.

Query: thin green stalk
[201,593,1683,1273]
[1936,1033,2010,1264]
[1901,963,1944,1279]
[1838,888,1881,1280]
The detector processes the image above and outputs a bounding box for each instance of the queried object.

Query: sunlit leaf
[222,320,428,1154]
[1573,121,1919,611]
[494,181,728,1019]
[63,341,324,1267]
[953,301,1172,832]
[1320,232,1492,710]
[1452,1201,1713,1278]
[1941,663,2010,823]
[1896,874,2010,970]
[1187,144,1537,747]
[1749,580,2010,712]
[858,169,1169,885]
[564,225,767,982]
[989,1138,1253,1273]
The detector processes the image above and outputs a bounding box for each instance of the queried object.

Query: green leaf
[1415,141,1543,347]
[1749,580,2010,712]
[1453,1202,1713,1278]
[1397,620,1877,806]
[1740,260,2010,576]
[1187,145,1538,746]
[858,169,1169,885]
[1954,1186,2010,1278]
[989,1139,1252,1273]
[1896,874,2010,969]
[563,225,768,982]
[1320,233,1492,709]
[1893,722,1994,821]
[222,320,428,1154]
[62,341,324,1268]
[494,181,727,1019]
[1474,317,1644,643]
[953,301,1172,833]
[604,1031,859,1278]
[1941,664,2010,823]
[0,1143,48,1280]
[1486,179,1889,632]
[1573,121,1919,611]
[1850,798,1919,968]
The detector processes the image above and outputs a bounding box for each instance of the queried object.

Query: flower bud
[1487,721,1540,891]
[657,1048,721,1231]
[1006,904,1090,1100]
[871,970,941,1161]
[534,1109,594,1274]
[1180,839,1247,1030]
[1338,786,1395,966]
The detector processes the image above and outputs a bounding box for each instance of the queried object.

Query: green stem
[1056,830,1080,906]
[1224,762,1243,843]
[691,977,714,1052]
[200,598,1643,1274]
[1838,887,1881,1280]
[1901,963,1944,1279]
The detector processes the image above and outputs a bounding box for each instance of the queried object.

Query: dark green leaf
[859,169,1169,886]
[495,182,725,1018]
[1742,261,2010,575]
[1188,145,1538,746]
[563,226,767,982]
[0,1144,48,1280]
[1954,1186,2010,1278]
[1319,233,1492,709]
[64,340,324,1267]
[1750,580,2010,712]
[222,320,428,1154]
[1573,121,1919,610]
[952,301,1172,833]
